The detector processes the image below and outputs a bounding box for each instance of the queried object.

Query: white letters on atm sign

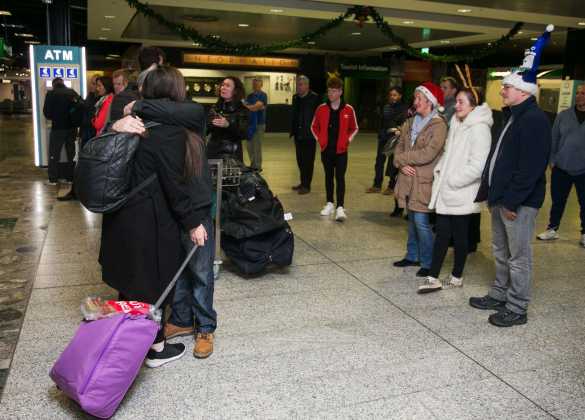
[43,50,74,61]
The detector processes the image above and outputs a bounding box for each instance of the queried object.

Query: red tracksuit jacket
[311,102,359,154]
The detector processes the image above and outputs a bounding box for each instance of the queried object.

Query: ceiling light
[98,37,108,40]
[107,54,120,57]
[351,32,361,36]
[578,22,585,26]
[307,41,316,45]
[101,27,112,31]
[192,42,201,47]
[457,9,472,13]
[0,10,11,16]
[15,33,34,38]
[1,23,25,29]
[238,23,249,27]
[211,34,221,39]
[270,9,283,13]
[530,37,538,41]
[440,40,451,44]
[402,21,414,25]
[518,31,523,34]
[25,40,40,45]
[104,15,116,19]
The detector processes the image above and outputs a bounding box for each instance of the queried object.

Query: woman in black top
[206,76,249,162]
[102,66,209,368]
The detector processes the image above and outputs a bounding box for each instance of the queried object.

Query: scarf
[410,109,438,146]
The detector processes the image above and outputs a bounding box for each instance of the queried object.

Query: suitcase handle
[153,244,198,311]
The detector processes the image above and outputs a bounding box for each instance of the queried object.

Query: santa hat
[415,82,445,112]
[502,24,554,95]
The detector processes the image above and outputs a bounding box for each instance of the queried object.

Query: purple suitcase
[50,246,198,418]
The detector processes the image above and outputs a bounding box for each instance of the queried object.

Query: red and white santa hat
[415,82,445,112]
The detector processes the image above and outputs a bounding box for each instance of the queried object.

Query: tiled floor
[1,118,584,419]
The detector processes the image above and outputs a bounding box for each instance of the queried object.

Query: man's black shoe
[469,295,506,310]
[488,309,527,327]
[298,187,310,195]
[390,208,403,218]
[393,259,420,267]
[57,191,77,202]
[416,268,430,277]
[292,184,302,191]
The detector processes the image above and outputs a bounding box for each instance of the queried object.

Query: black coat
[43,85,79,129]
[99,101,208,305]
[207,100,249,161]
[109,83,140,122]
[290,91,321,140]
[476,96,552,211]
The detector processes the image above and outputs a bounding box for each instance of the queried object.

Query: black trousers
[48,128,76,182]
[430,214,471,279]
[321,151,348,207]
[548,166,585,234]
[295,136,316,189]
[373,136,393,188]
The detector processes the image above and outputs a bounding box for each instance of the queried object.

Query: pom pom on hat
[415,82,445,111]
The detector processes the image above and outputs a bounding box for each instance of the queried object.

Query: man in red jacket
[311,77,359,221]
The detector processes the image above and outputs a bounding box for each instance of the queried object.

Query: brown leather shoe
[366,187,381,193]
[382,187,393,195]
[164,322,194,339]
[194,332,214,359]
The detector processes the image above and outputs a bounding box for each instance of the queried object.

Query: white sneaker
[537,228,559,241]
[45,180,58,186]
[335,206,347,222]
[417,276,442,294]
[448,275,463,288]
[580,234,585,248]
[320,202,335,217]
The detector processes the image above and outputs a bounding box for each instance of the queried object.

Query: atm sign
[39,67,51,78]
[66,68,78,79]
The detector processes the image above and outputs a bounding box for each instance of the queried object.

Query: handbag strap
[153,244,198,311]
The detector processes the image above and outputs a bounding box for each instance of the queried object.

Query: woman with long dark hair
[206,76,249,162]
[103,66,213,367]
[92,76,114,135]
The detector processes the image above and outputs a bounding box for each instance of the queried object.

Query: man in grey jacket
[537,84,585,247]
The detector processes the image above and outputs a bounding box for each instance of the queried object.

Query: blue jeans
[405,211,434,269]
[169,218,217,333]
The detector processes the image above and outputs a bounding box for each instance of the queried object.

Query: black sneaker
[145,342,186,368]
[416,268,430,277]
[469,295,506,311]
[488,309,527,327]
[393,259,420,267]
[390,208,403,218]
[297,186,310,195]
[291,184,301,191]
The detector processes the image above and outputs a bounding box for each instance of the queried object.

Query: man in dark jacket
[290,75,321,194]
[366,86,408,194]
[43,77,80,185]
[470,79,551,327]
[109,69,139,122]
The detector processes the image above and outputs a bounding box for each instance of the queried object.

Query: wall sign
[183,53,299,69]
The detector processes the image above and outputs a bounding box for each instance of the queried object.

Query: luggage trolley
[208,158,241,279]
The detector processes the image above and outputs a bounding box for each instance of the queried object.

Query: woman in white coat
[418,88,493,293]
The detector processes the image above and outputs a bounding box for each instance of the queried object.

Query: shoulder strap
[125,173,157,202]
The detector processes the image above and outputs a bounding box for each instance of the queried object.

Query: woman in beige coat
[393,82,448,277]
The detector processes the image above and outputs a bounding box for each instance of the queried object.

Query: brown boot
[194,332,214,359]
[164,322,194,339]
[366,186,381,193]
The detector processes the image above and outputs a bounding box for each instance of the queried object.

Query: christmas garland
[124,0,523,63]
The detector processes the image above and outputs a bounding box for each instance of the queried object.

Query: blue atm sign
[66,68,78,79]
[39,67,51,78]
[52,67,64,78]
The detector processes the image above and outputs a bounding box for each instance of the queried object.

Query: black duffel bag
[222,224,294,275]
[74,122,159,213]
[221,169,287,240]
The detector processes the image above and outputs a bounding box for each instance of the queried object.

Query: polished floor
[1,116,585,419]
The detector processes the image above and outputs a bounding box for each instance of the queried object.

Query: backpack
[74,122,159,213]
[69,96,85,127]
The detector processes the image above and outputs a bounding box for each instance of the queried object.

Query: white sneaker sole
[145,348,186,368]
[335,216,346,222]
[537,235,559,241]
